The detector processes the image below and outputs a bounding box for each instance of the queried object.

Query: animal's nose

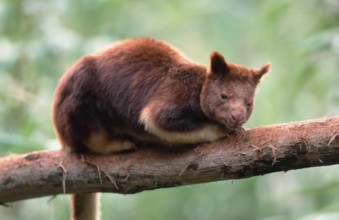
[230,111,245,124]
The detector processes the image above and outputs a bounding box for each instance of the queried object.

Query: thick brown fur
[52,37,270,220]
[53,38,269,154]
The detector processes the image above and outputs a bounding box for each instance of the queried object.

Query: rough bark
[0,116,338,204]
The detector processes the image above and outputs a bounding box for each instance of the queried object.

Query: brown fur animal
[52,37,270,220]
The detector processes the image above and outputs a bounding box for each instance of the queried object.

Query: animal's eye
[220,94,228,101]
[246,101,253,107]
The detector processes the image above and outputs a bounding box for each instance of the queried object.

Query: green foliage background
[0,0,338,219]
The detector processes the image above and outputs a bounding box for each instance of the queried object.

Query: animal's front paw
[227,126,246,136]
[235,126,246,133]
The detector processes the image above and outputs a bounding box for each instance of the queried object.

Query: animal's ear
[210,51,228,74]
[254,63,270,83]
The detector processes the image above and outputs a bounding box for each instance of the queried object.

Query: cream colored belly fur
[138,105,226,144]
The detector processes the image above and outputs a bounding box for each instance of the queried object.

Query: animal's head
[200,51,270,130]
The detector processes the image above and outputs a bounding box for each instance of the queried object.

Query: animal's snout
[230,110,245,124]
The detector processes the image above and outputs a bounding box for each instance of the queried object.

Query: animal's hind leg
[86,131,136,154]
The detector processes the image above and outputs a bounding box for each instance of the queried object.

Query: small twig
[47,195,57,204]
[327,134,338,146]
[57,161,68,194]
[96,165,103,184]
[318,158,324,164]
[83,156,104,184]
[83,156,118,189]
[250,145,261,152]
[123,174,130,182]
[179,164,189,176]
[102,171,119,190]
[268,144,277,165]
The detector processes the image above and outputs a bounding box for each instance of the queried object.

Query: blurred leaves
[0,0,338,219]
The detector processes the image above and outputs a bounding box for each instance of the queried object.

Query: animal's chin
[223,121,241,131]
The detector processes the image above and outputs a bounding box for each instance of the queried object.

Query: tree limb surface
[1,116,339,203]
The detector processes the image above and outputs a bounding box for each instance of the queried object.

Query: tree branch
[1,117,338,204]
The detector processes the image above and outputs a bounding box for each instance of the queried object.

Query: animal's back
[93,38,205,124]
